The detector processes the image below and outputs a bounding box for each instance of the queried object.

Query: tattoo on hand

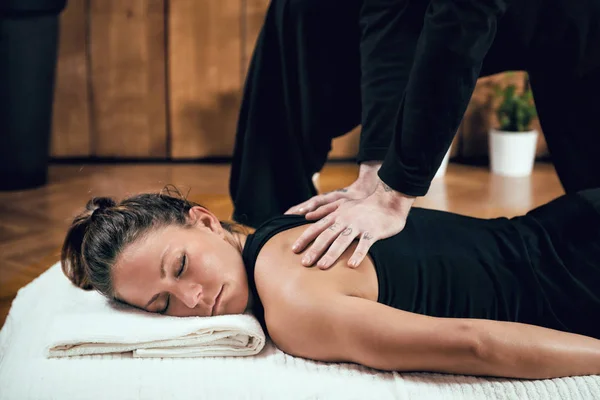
[363,232,374,240]
[382,183,393,192]
[336,188,348,193]
[320,217,329,224]
[341,227,352,236]
[328,222,341,232]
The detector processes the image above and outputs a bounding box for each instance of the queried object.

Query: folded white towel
[44,282,265,358]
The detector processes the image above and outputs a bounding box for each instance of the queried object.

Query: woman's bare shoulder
[253,225,378,307]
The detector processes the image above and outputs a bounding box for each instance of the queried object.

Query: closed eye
[177,253,186,278]
[159,253,187,314]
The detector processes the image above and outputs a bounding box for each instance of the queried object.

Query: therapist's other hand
[284,181,373,216]
[284,161,381,216]
[291,179,416,269]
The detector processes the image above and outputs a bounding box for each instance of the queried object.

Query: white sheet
[1,263,599,400]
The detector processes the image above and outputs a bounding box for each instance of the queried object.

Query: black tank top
[241,208,557,334]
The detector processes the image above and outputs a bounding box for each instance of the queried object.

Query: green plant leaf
[491,73,538,132]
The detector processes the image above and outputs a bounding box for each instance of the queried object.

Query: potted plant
[488,73,539,177]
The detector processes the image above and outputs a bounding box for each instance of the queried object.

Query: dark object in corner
[0,0,67,190]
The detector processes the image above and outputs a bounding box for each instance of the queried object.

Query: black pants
[229,0,600,228]
[229,0,362,227]
[528,69,600,194]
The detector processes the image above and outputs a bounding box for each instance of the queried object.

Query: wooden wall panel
[89,0,167,158]
[51,0,91,157]
[49,2,548,162]
[169,0,242,159]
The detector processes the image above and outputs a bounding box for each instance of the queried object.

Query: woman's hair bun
[86,197,116,214]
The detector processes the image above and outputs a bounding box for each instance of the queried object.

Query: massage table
[1,263,599,400]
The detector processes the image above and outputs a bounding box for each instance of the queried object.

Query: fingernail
[317,258,327,268]
[292,243,299,251]
[298,208,305,213]
[349,259,357,268]
[302,255,312,265]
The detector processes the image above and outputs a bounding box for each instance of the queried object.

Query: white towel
[44,279,265,358]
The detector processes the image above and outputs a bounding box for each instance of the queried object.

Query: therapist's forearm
[358,161,382,178]
[378,0,509,197]
[350,162,383,193]
[356,0,420,164]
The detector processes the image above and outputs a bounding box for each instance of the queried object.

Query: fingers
[284,199,311,215]
[285,191,345,216]
[299,220,349,267]
[291,216,335,254]
[348,232,376,268]
[304,199,344,221]
[315,226,359,270]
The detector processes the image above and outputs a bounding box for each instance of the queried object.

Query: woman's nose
[177,283,202,309]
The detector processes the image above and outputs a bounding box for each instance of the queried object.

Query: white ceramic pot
[434,145,452,179]
[489,129,538,177]
[312,172,321,191]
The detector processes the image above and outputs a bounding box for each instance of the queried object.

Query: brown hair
[61,190,240,298]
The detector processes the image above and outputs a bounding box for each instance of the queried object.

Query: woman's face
[111,207,249,317]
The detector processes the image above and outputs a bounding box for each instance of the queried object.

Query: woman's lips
[211,285,224,316]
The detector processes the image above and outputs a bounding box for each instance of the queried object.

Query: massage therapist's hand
[291,178,416,269]
[284,162,381,216]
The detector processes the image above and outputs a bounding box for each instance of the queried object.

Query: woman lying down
[61,188,600,380]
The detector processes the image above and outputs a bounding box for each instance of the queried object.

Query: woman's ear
[187,206,223,234]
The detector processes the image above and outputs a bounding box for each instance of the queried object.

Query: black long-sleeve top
[358,0,600,197]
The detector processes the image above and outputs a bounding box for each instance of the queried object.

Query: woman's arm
[267,291,600,379]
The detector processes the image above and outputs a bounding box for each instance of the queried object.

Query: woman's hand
[291,179,415,269]
[285,162,381,217]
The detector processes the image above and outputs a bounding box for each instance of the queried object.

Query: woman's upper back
[242,214,379,332]
[242,209,544,333]
[369,208,543,323]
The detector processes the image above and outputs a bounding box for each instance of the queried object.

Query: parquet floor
[0,161,564,328]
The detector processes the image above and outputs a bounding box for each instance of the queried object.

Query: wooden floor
[0,161,565,328]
